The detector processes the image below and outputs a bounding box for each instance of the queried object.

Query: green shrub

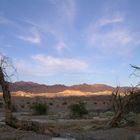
[21,104,25,108]
[125,112,137,126]
[49,102,53,106]
[120,112,137,126]
[88,111,98,117]
[62,101,67,105]
[26,101,30,105]
[69,101,88,118]
[99,111,114,118]
[31,102,48,115]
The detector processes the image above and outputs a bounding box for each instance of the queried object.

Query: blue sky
[0,0,140,86]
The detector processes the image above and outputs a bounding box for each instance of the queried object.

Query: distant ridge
[9,81,67,93]
[0,81,115,93]
[70,83,114,92]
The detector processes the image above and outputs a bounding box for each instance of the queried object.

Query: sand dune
[0,90,112,98]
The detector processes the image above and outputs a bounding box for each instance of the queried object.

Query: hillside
[0,81,114,93]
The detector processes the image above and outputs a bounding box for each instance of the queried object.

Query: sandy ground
[0,112,140,140]
[0,114,140,140]
[0,122,140,140]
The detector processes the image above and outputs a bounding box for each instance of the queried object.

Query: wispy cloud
[89,28,133,47]
[97,16,123,26]
[86,14,138,56]
[18,0,77,51]
[32,54,88,73]
[61,0,76,22]
[21,19,69,50]
[17,27,42,45]
[55,40,68,52]
[0,15,42,45]
[15,54,88,77]
[49,0,76,22]
[0,16,14,25]
[18,33,41,44]
[0,15,23,31]
[44,25,69,52]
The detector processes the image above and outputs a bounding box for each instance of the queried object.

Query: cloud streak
[17,0,77,51]
[32,54,88,72]
[49,0,76,22]
[16,54,88,77]
[86,15,138,56]
[97,16,124,26]
[17,27,42,45]
[55,40,68,52]
[0,15,42,45]
[0,15,24,31]
[0,16,15,25]
[61,0,76,22]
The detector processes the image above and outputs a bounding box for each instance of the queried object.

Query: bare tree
[130,64,140,86]
[105,65,140,128]
[0,53,16,126]
[105,87,139,128]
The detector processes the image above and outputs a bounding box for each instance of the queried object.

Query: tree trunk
[0,67,13,126]
[105,110,123,128]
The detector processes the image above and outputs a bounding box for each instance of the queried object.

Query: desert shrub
[120,112,137,126]
[69,101,88,118]
[88,111,98,117]
[31,102,48,115]
[125,112,137,126]
[21,104,25,108]
[49,102,53,106]
[99,111,114,118]
[26,101,30,105]
[62,101,67,105]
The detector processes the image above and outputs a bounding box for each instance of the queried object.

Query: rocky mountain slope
[0,81,114,93]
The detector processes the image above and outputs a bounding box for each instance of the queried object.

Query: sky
[0,0,140,86]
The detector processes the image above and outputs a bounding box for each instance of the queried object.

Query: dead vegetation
[105,87,140,128]
[105,65,140,128]
[0,54,16,126]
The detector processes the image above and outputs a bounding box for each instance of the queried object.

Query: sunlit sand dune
[0,90,112,98]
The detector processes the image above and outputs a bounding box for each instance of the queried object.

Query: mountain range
[0,81,115,93]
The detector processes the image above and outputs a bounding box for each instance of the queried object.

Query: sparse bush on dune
[125,112,137,125]
[49,102,53,106]
[88,111,98,117]
[120,112,137,126]
[31,102,49,115]
[26,101,30,105]
[69,101,88,118]
[20,104,25,108]
[100,111,114,118]
[62,101,67,105]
